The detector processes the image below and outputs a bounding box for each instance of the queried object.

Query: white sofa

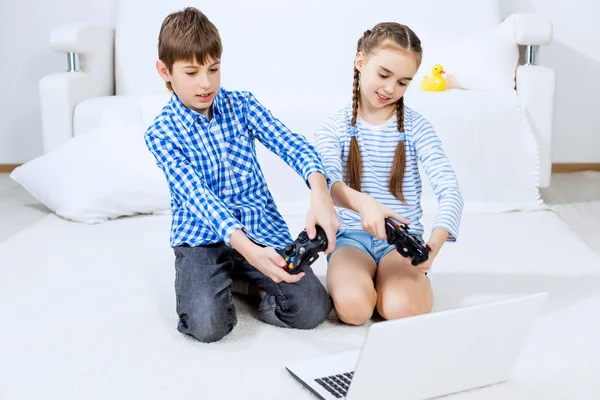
[39,0,555,215]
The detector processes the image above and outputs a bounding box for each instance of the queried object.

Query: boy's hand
[306,174,341,254]
[246,246,305,284]
[358,194,410,240]
[230,229,304,283]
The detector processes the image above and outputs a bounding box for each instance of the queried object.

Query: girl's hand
[358,194,410,240]
[416,228,449,273]
[415,242,438,273]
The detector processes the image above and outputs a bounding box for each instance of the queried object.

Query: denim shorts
[327,228,424,264]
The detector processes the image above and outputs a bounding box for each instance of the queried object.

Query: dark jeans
[173,243,332,343]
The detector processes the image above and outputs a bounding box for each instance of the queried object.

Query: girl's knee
[377,290,432,320]
[332,287,377,326]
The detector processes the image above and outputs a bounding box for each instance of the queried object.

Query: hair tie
[349,126,357,137]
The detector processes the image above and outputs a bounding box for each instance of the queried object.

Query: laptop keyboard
[315,371,353,398]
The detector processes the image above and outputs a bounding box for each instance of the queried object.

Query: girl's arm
[330,181,363,211]
[315,119,410,240]
[314,117,344,193]
[330,181,409,240]
[313,116,374,210]
[411,113,464,246]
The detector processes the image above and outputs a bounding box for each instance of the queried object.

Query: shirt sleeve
[244,92,328,188]
[145,125,244,246]
[314,117,344,192]
[411,115,464,241]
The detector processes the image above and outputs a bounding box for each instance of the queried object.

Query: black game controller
[385,218,430,266]
[277,226,328,274]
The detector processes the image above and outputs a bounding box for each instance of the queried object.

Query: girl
[315,22,463,326]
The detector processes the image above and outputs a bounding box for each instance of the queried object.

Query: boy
[145,7,340,343]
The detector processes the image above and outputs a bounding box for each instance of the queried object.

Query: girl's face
[355,42,419,111]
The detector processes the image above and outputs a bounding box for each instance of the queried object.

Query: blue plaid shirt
[145,88,327,248]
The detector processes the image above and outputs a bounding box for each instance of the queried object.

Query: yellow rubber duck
[421,64,447,92]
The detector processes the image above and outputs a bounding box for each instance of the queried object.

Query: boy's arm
[412,115,464,248]
[305,172,339,254]
[245,93,340,250]
[145,129,243,246]
[245,93,327,188]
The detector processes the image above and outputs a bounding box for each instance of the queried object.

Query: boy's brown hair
[158,7,223,91]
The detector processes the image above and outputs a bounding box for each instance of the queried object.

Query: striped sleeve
[245,92,328,187]
[145,124,244,246]
[314,117,344,191]
[411,115,464,241]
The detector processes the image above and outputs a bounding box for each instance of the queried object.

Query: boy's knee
[286,283,331,329]
[177,302,237,343]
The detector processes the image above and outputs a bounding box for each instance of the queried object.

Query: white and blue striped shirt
[145,89,327,248]
[315,105,463,241]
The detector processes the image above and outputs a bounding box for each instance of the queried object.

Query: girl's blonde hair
[347,22,422,202]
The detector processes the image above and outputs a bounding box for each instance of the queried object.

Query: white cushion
[410,19,519,93]
[10,112,171,224]
[138,94,173,127]
[74,95,144,136]
[404,89,543,213]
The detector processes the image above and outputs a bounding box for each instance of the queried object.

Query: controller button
[289,263,294,269]
[299,247,306,254]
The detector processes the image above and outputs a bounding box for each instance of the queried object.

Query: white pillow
[410,19,519,93]
[138,93,172,128]
[10,111,171,223]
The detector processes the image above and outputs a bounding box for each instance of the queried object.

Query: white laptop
[286,292,548,400]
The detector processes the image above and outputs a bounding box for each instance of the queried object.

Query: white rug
[0,210,599,399]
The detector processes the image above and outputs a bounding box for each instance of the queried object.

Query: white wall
[500,0,600,163]
[1,0,599,164]
[0,0,116,164]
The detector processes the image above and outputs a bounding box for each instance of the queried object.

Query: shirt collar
[169,89,224,131]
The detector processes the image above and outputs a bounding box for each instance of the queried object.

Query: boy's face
[156,57,221,118]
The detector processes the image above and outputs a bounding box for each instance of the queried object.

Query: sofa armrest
[39,73,107,153]
[505,13,552,46]
[516,65,556,188]
[39,23,115,154]
[50,23,113,52]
